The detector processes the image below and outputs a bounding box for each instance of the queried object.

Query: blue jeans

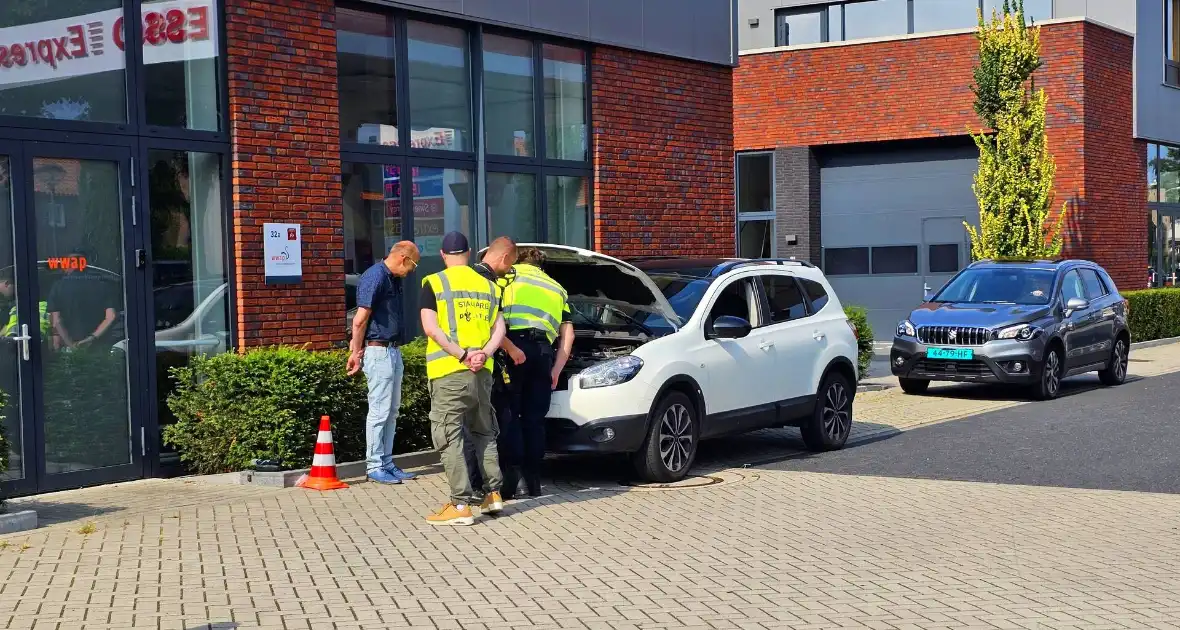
[362,345,404,474]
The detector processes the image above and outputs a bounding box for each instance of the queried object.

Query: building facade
[0,0,736,496]
[734,0,1180,337]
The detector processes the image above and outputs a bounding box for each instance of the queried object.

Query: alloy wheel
[1044,350,1061,396]
[822,381,851,442]
[1114,340,1128,381]
[658,403,693,474]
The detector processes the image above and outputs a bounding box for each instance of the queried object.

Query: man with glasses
[347,240,422,485]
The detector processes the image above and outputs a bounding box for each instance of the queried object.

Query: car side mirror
[711,315,752,339]
[1064,297,1089,315]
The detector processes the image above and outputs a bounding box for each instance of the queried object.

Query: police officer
[466,237,519,496]
[499,247,575,498]
[419,231,506,526]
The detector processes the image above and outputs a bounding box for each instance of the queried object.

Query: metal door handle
[12,324,30,361]
[759,340,774,351]
[813,331,825,341]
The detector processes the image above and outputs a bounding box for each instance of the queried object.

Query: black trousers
[498,335,554,477]
[467,352,513,491]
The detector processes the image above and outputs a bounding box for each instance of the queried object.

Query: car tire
[632,391,699,483]
[899,378,930,395]
[1032,345,1064,401]
[801,371,854,452]
[1098,336,1129,386]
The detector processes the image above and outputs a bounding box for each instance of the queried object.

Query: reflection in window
[487,172,537,242]
[147,150,227,465]
[141,0,221,130]
[983,0,1052,23]
[1149,144,1161,203]
[739,220,773,258]
[843,0,908,40]
[0,1,127,123]
[546,175,589,248]
[775,7,825,46]
[408,21,471,151]
[912,0,979,32]
[484,35,534,156]
[411,167,473,296]
[337,7,398,145]
[543,44,587,161]
[736,153,773,213]
[342,161,403,337]
[1160,144,1180,204]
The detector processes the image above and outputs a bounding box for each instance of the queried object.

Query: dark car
[890,259,1130,400]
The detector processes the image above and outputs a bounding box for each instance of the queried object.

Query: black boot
[525,473,542,497]
[502,467,521,500]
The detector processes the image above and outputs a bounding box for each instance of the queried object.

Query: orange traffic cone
[295,415,349,491]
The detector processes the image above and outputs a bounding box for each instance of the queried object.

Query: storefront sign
[0,0,218,89]
[263,223,302,284]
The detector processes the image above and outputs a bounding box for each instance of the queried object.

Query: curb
[0,510,37,535]
[236,449,440,488]
[1131,335,1180,350]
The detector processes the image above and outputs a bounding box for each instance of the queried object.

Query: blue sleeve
[355,269,378,309]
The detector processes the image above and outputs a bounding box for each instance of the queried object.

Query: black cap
[440,231,470,255]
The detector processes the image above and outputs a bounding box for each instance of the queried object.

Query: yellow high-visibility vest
[423,265,500,380]
[502,263,568,343]
[4,301,49,337]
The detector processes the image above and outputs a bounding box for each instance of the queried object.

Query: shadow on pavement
[2,500,124,527]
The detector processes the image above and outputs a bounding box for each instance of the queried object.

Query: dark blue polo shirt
[356,262,402,343]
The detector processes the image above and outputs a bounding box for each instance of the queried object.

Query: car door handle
[812,331,825,341]
[759,340,774,351]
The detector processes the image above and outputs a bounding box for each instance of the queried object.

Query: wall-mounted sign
[264,223,301,284]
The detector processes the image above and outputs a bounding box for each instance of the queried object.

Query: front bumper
[890,336,1046,384]
[546,414,648,454]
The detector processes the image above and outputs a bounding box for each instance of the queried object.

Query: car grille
[917,326,993,346]
[914,359,991,376]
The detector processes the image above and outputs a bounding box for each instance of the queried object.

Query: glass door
[1,143,145,494]
[0,142,36,495]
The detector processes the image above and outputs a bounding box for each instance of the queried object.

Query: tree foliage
[967,0,1066,260]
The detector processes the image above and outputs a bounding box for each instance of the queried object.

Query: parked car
[518,245,860,482]
[891,259,1130,400]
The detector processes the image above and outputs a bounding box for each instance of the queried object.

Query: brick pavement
[1,342,1179,629]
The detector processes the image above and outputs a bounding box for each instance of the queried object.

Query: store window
[543,44,587,162]
[1169,0,1180,86]
[146,149,228,458]
[411,166,473,279]
[337,7,398,146]
[484,35,534,157]
[774,7,826,46]
[0,1,128,123]
[546,175,589,248]
[408,21,471,152]
[488,172,537,242]
[141,0,221,130]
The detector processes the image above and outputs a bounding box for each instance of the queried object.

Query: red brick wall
[225,0,342,348]
[592,47,735,257]
[734,20,1144,289]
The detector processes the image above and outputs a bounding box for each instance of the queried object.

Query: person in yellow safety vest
[4,301,50,338]
[419,231,507,526]
[498,246,575,499]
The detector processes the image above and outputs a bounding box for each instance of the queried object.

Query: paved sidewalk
[0,341,1178,629]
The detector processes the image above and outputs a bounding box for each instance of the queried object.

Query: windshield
[566,269,712,336]
[933,267,1056,305]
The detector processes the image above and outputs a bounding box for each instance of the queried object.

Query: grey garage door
[820,145,979,340]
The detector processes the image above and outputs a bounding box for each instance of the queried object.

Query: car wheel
[899,378,930,395]
[801,372,853,451]
[1032,345,1063,401]
[1098,336,1129,386]
[633,391,699,483]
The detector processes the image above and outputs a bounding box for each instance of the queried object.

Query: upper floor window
[774,7,827,46]
[843,0,908,40]
[1167,0,1180,86]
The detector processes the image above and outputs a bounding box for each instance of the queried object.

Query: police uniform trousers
[498,329,554,493]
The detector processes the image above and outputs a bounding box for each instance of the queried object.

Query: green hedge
[1125,288,1180,343]
[164,339,431,475]
[843,306,874,380]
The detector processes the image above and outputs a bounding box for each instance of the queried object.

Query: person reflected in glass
[47,248,119,351]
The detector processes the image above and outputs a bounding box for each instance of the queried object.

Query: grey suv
[890,259,1130,400]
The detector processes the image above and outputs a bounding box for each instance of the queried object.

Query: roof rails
[717,258,817,275]
[973,257,1067,265]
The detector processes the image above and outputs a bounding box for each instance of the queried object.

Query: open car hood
[483,243,682,330]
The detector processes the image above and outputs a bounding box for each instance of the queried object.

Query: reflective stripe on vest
[502,264,567,343]
[423,265,499,380]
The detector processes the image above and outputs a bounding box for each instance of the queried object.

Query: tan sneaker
[426,503,475,526]
[480,491,504,515]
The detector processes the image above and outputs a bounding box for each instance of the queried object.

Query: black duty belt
[508,329,550,343]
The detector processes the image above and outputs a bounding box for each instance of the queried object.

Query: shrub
[164,339,431,475]
[1124,288,1180,343]
[843,306,874,380]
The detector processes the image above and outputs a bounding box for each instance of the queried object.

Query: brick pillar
[774,146,821,263]
[591,47,735,258]
[225,0,342,349]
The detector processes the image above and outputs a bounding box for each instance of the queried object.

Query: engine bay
[555,334,646,390]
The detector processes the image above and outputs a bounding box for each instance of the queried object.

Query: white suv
[523,245,860,482]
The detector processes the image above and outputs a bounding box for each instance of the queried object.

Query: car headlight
[997,324,1039,341]
[578,355,643,389]
[896,320,916,337]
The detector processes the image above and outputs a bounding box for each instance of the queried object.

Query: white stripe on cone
[318,430,333,443]
[312,453,336,467]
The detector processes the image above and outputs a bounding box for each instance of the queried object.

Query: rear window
[801,278,829,312]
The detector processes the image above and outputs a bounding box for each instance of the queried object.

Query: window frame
[773,5,830,47]
[734,150,775,258]
[1167,0,1180,87]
